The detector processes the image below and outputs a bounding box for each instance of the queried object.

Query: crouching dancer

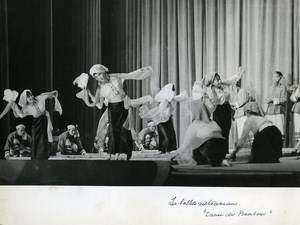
[57,125,87,155]
[170,99,230,167]
[230,102,282,163]
[3,124,31,159]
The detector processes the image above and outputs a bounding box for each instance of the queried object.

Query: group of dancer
[1,64,300,166]
[170,69,299,166]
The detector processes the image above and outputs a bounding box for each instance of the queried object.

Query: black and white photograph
[0,0,300,224]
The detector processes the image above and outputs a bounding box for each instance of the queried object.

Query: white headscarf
[243,102,265,116]
[18,89,32,108]
[16,124,25,130]
[67,124,76,130]
[89,64,109,77]
[201,72,218,87]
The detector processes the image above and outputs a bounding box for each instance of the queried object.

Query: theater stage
[0,148,299,187]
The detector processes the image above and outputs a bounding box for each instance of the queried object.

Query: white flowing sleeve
[221,67,245,86]
[112,66,153,82]
[173,91,188,102]
[73,73,89,89]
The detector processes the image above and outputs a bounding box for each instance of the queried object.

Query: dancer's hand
[238,66,245,74]
[167,150,179,160]
[222,159,232,167]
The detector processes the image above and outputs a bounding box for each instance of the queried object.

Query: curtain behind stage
[1,0,103,150]
[0,0,9,158]
[102,0,300,146]
[52,0,102,149]
[1,0,300,152]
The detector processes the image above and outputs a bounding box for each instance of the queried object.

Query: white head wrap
[243,102,265,116]
[201,72,218,87]
[16,124,25,130]
[18,89,32,108]
[89,64,109,77]
[67,124,76,130]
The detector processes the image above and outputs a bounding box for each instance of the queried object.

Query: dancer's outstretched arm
[0,101,14,119]
[221,66,245,86]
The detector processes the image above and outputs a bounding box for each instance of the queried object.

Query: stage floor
[2,148,300,186]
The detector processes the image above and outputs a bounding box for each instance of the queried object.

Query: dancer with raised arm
[201,67,245,153]
[75,64,154,160]
[9,90,62,159]
[168,82,230,167]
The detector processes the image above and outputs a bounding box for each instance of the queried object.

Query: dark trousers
[250,125,282,163]
[108,101,133,159]
[213,102,232,153]
[193,138,227,167]
[31,115,50,160]
[157,116,177,153]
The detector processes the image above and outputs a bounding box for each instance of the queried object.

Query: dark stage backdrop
[0,0,53,157]
[0,0,103,154]
[0,0,9,159]
[6,0,52,134]
[52,0,102,150]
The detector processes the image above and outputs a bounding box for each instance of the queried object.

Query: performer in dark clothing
[57,125,87,155]
[201,67,245,153]
[79,64,153,160]
[3,124,31,159]
[230,102,282,163]
[11,90,62,159]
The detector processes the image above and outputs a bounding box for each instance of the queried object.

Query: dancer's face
[272,73,281,84]
[145,134,151,144]
[94,72,109,83]
[147,121,156,132]
[212,75,221,87]
[16,127,25,136]
[26,92,34,104]
[68,128,76,136]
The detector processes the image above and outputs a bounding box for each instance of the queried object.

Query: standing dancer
[265,71,287,138]
[78,64,154,160]
[289,84,300,155]
[201,67,245,153]
[230,81,252,147]
[8,90,62,159]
